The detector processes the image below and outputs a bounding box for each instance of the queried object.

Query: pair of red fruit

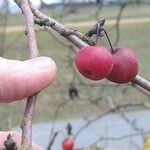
[75,46,139,83]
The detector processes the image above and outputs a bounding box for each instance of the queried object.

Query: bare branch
[113,2,127,46]
[14,0,39,149]
[133,75,150,92]
[30,5,150,94]
[74,103,144,139]
[31,5,88,48]
[47,132,58,150]
[90,129,150,146]
[50,100,69,138]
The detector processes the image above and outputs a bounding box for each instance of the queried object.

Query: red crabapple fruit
[75,46,113,81]
[107,47,139,83]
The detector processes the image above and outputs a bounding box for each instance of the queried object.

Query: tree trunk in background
[0,0,9,56]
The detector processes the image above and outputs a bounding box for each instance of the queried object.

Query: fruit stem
[104,30,114,54]
[95,23,100,45]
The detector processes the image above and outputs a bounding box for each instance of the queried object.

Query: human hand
[0,56,57,103]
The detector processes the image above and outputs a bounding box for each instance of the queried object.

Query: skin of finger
[0,57,57,103]
[0,131,45,150]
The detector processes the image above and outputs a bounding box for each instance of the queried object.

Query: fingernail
[26,57,54,69]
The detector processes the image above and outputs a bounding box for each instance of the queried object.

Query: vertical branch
[113,2,127,46]
[21,95,37,150]
[14,0,39,150]
[18,0,39,58]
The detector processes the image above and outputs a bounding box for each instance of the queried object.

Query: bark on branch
[14,0,39,149]
[31,5,150,94]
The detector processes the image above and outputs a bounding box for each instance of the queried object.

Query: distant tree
[61,0,66,4]
[96,0,103,4]
[0,0,9,13]
[0,0,9,56]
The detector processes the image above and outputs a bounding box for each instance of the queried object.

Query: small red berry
[62,138,74,150]
[107,47,139,83]
[75,46,113,80]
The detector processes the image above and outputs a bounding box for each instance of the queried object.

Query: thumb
[0,56,57,103]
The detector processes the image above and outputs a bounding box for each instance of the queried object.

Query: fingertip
[0,56,57,103]
[25,56,56,69]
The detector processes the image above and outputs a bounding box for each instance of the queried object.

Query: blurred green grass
[1,4,150,26]
[0,5,150,129]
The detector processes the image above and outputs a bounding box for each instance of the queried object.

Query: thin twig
[50,100,69,139]
[90,129,150,146]
[31,5,88,48]
[47,132,58,150]
[74,103,144,139]
[30,5,150,93]
[14,0,39,149]
[113,2,127,46]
